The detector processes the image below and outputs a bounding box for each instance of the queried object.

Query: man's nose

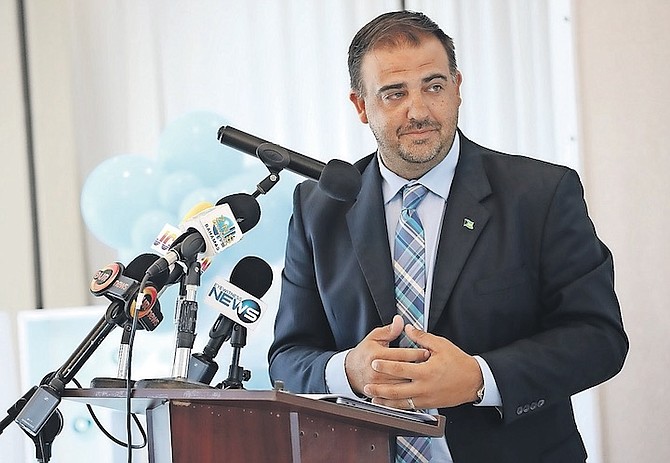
[406,92,431,121]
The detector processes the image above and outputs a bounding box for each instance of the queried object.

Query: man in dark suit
[268,10,627,462]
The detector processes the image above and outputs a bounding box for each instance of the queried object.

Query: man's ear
[349,91,368,124]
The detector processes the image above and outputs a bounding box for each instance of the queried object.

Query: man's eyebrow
[377,82,406,95]
[376,74,450,95]
[423,73,450,83]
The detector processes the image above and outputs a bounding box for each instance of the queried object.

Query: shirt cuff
[473,355,503,407]
[324,349,359,398]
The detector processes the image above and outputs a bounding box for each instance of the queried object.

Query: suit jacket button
[530,402,537,410]
[538,399,545,407]
[523,404,530,413]
[516,406,523,415]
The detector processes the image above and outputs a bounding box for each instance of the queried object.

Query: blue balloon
[158,171,203,215]
[157,111,245,187]
[81,154,160,249]
[215,174,258,198]
[177,187,220,219]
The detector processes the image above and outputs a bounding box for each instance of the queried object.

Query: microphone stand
[135,257,211,389]
[2,303,127,461]
[187,314,234,385]
[251,171,280,198]
[90,321,134,388]
[1,387,64,463]
[217,323,250,390]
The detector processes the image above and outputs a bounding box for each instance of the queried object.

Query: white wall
[573,1,670,462]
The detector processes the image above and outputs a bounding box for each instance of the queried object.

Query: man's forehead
[361,38,450,83]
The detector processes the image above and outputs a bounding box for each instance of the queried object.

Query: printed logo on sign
[204,215,237,252]
[213,215,236,242]
[237,299,261,323]
[205,280,265,330]
[152,223,181,255]
[153,228,179,251]
[93,268,114,286]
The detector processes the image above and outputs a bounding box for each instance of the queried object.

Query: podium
[63,388,444,463]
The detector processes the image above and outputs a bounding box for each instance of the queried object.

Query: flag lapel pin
[463,218,475,230]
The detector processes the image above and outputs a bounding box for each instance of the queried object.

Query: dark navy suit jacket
[268,133,628,463]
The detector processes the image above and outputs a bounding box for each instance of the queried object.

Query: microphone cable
[125,271,151,463]
[70,377,147,450]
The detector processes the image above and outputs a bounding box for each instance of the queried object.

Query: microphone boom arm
[11,303,127,438]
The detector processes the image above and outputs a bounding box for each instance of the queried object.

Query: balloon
[156,111,245,187]
[158,170,203,215]
[177,187,220,219]
[81,154,160,249]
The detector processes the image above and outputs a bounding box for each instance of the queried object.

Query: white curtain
[13,1,597,462]
[68,0,579,188]
[408,0,580,169]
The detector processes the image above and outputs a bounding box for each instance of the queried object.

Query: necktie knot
[402,183,428,211]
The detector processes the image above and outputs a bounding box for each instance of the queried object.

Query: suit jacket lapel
[346,155,397,325]
[429,135,492,330]
[344,140,493,330]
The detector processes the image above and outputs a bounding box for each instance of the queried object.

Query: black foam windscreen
[125,253,169,290]
[229,256,273,299]
[317,159,362,202]
[216,192,261,233]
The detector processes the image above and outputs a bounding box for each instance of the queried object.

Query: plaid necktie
[393,183,431,463]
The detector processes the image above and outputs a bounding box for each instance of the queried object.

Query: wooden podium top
[63,387,445,438]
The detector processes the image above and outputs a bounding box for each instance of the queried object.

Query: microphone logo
[112,279,131,292]
[204,214,237,252]
[237,299,261,323]
[128,285,163,331]
[152,224,181,252]
[90,263,123,294]
[178,202,244,257]
[204,278,266,330]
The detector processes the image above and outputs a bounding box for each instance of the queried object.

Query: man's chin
[399,145,442,164]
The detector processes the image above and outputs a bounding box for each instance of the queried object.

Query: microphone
[153,201,214,254]
[89,254,167,389]
[188,256,273,385]
[152,201,215,286]
[145,193,261,277]
[217,126,362,201]
[203,256,272,331]
[218,125,324,180]
[319,159,363,202]
[14,254,168,435]
[90,253,166,331]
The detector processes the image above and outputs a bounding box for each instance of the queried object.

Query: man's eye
[383,92,405,101]
[427,84,444,92]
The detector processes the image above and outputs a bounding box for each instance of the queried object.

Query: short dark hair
[348,10,458,96]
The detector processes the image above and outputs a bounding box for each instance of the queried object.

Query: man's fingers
[366,315,404,343]
[404,324,440,350]
[373,348,429,367]
[364,381,418,403]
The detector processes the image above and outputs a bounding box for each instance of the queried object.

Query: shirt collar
[379,131,460,204]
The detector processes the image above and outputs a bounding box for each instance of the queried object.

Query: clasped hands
[344,315,483,410]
